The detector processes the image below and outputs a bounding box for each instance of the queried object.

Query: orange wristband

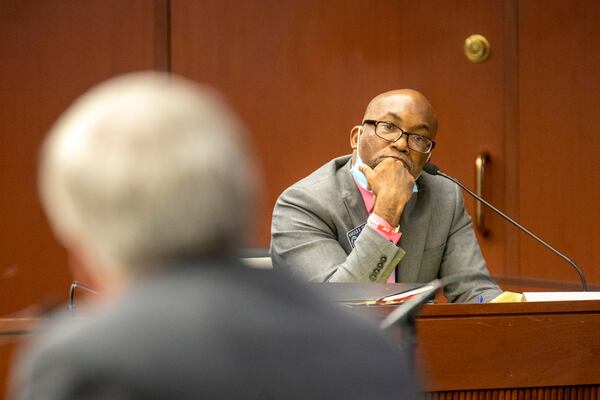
[367,213,400,234]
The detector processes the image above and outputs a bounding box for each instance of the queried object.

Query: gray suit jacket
[271,155,501,303]
[11,259,416,400]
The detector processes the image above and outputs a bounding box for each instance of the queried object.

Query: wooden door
[170,0,509,278]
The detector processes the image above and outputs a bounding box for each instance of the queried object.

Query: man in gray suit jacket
[271,89,501,303]
[10,74,417,399]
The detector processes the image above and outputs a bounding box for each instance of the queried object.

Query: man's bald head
[350,88,438,179]
[363,89,438,136]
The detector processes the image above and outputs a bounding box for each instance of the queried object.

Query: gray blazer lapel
[339,159,369,230]
[397,179,434,283]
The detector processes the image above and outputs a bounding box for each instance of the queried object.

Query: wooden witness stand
[1,301,599,399]
[357,300,600,399]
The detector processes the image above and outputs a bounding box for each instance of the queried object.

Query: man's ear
[350,126,361,149]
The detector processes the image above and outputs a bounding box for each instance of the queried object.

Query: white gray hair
[40,72,257,276]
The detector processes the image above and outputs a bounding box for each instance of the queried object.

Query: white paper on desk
[522,292,600,302]
[377,285,436,304]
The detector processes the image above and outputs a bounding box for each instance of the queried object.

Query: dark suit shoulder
[12,263,416,400]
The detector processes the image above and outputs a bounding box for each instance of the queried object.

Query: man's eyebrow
[410,123,430,133]
[386,112,430,132]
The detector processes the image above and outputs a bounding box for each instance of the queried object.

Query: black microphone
[423,163,588,291]
[69,281,102,313]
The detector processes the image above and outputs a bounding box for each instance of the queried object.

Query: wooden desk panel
[2,303,599,399]
[362,300,600,397]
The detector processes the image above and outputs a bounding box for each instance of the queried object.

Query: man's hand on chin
[359,157,415,227]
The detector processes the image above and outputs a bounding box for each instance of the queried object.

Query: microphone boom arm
[436,169,588,292]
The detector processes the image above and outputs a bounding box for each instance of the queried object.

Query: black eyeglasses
[363,120,436,154]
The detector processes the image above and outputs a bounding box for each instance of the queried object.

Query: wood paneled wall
[0,1,167,395]
[1,0,600,396]
[0,0,168,317]
[517,0,600,285]
[3,1,598,319]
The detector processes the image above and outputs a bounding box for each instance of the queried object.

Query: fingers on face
[358,162,372,176]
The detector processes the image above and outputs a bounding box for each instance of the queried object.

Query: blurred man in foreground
[10,73,416,400]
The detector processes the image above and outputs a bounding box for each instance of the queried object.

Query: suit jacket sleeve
[271,184,405,283]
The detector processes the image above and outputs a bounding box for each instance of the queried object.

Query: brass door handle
[475,153,490,236]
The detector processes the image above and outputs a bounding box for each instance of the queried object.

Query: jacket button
[380,256,387,262]
[369,273,377,281]
[377,262,383,268]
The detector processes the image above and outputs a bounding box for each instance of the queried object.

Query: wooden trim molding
[494,275,600,292]
[153,0,171,71]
